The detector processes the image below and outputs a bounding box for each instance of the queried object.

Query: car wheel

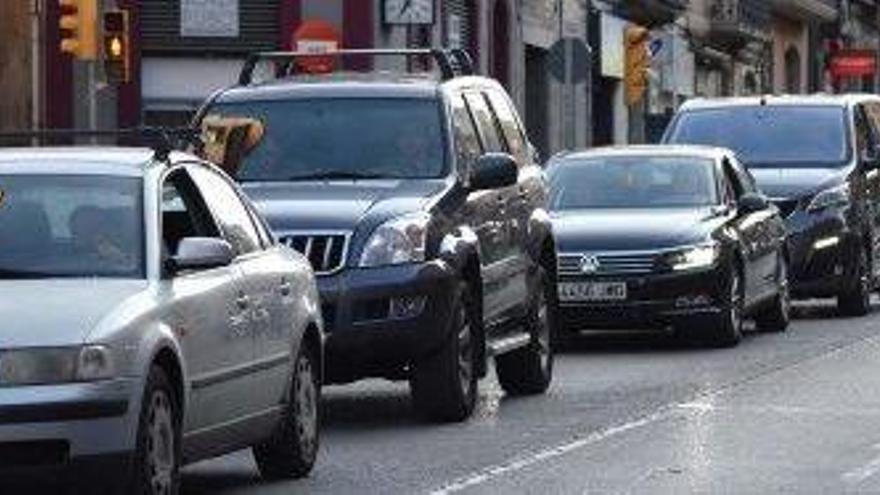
[704,266,744,348]
[410,282,478,423]
[755,255,791,333]
[253,343,321,480]
[496,267,554,396]
[130,366,181,495]
[838,247,872,316]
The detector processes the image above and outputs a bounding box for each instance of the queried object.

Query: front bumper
[785,207,858,298]
[317,260,458,383]
[0,378,137,478]
[557,265,727,332]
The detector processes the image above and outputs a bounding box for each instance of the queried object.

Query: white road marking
[842,444,880,486]
[428,407,676,495]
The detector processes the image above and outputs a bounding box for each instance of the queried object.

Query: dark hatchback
[664,95,880,315]
[547,146,790,346]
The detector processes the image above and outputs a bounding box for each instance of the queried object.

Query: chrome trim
[278,230,351,276]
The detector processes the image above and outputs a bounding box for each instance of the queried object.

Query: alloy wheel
[146,390,176,495]
[294,354,319,460]
[457,305,474,398]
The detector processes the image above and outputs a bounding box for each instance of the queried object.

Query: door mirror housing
[470,153,518,191]
[169,237,234,273]
[862,144,880,170]
[737,193,770,215]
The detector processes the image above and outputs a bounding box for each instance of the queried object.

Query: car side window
[450,94,483,182]
[721,159,745,201]
[161,169,221,258]
[188,166,263,256]
[855,105,876,158]
[729,157,758,194]
[486,90,529,164]
[464,92,505,153]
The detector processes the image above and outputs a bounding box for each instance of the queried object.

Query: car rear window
[204,97,447,181]
[665,106,850,167]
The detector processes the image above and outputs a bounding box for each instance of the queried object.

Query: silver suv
[0,147,323,493]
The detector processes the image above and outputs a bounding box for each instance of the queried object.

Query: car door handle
[279,281,292,296]
[236,294,250,310]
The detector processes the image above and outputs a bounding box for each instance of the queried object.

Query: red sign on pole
[293,19,341,74]
[829,50,877,78]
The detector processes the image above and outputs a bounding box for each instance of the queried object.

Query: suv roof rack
[238,48,475,86]
[0,127,201,162]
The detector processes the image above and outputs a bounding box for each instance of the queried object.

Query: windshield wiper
[288,170,387,181]
[0,268,64,279]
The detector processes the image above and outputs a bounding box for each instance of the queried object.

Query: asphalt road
[178,298,880,494]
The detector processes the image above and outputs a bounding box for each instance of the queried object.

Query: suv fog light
[676,295,711,308]
[389,296,427,320]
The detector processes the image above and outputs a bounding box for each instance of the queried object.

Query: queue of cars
[0,48,875,494]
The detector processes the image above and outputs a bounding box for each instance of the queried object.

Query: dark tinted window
[486,91,528,164]
[161,169,220,257]
[464,92,505,152]
[549,156,719,209]
[667,106,850,167]
[0,174,143,278]
[206,98,447,181]
[189,167,262,256]
[450,94,482,178]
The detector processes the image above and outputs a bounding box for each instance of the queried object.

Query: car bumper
[785,208,858,298]
[557,265,727,332]
[0,378,137,478]
[317,260,458,383]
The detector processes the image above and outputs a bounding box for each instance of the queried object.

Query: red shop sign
[829,50,877,78]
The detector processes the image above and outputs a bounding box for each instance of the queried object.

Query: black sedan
[547,146,790,346]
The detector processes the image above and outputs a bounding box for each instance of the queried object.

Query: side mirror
[470,153,518,191]
[862,144,880,170]
[170,237,234,273]
[737,193,769,215]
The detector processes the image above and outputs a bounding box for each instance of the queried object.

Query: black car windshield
[0,174,144,279]
[549,156,718,209]
[205,98,447,181]
[666,106,850,167]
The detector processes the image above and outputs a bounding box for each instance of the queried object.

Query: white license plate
[558,281,627,302]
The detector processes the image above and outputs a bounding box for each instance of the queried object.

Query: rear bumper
[317,260,458,383]
[557,265,727,332]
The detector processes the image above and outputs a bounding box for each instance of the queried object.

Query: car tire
[496,268,554,396]
[838,247,872,317]
[755,255,791,333]
[703,266,744,348]
[253,343,321,480]
[410,282,478,423]
[130,366,181,495]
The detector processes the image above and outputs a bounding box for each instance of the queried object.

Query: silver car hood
[0,279,149,348]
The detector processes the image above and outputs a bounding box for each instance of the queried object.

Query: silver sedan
[0,148,323,493]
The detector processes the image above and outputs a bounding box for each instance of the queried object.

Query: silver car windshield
[549,156,719,209]
[0,174,144,279]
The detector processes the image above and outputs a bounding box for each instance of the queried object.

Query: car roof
[679,93,880,111]
[555,145,731,162]
[0,148,196,176]
[214,71,501,103]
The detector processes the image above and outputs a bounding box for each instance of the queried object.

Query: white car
[0,147,323,493]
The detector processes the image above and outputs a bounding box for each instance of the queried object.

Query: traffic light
[59,0,98,60]
[103,10,131,85]
[624,25,650,106]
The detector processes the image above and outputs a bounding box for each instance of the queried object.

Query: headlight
[358,213,431,268]
[663,243,720,272]
[0,345,115,386]
[807,183,850,213]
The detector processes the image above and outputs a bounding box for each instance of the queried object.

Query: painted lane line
[842,444,880,486]
[429,407,676,495]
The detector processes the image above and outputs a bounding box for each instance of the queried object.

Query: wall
[0,1,32,130]
[772,15,809,93]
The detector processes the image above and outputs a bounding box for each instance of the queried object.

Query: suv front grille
[558,251,658,276]
[280,232,350,275]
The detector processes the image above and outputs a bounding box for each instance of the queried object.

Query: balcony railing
[610,0,690,27]
[710,0,772,47]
